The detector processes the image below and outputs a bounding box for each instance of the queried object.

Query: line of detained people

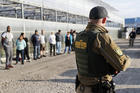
[48,30,76,55]
[1,26,76,69]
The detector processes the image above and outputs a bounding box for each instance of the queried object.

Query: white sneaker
[28,59,31,62]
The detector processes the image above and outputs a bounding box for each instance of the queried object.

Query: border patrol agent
[75,6,131,93]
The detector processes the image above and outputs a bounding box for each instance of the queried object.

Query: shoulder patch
[115,48,123,56]
[75,40,87,49]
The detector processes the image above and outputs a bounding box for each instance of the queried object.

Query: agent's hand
[113,71,120,77]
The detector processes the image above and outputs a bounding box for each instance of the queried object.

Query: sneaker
[56,53,60,55]
[40,55,43,58]
[5,67,10,70]
[15,62,18,65]
[43,55,46,57]
[28,59,31,62]
[8,65,14,68]
[37,57,40,59]
[34,58,37,60]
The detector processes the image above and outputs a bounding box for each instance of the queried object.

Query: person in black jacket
[129,29,136,47]
[21,33,31,62]
[31,30,41,60]
[55,30,63,55]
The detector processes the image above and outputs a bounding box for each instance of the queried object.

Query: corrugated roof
[2,0,123,23]
[7,0,118,16]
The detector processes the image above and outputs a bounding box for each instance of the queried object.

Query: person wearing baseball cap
[75,6,131,93]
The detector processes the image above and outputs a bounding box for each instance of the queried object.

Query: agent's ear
[102,18,107,24]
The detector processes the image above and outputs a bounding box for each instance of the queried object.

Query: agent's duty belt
[78,74,112,86]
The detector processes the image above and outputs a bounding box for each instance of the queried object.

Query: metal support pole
[21,3,25,33]
[15,9,17,18]
[66,13,69,31]
[40,7,43,20]
[76,15,78,24]
[55,10,57,22]
[67,13,69,23]
[82,16,84,24]
[21,3,24,19]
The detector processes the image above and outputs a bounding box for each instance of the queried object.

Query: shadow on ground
[48,69,77,83]
[19,79,75,83]
[116,39,140,49]
[123,49,140,59]
[119,44,140,49]
[114,68,140,85]
[48,79,75,83]
[19,69,77,83]
[60,69,77,77]
[116,88,140,93]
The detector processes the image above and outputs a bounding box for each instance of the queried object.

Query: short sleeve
[11,33,13,39]
[1,32,6,38]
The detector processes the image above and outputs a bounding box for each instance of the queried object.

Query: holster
[92,80,116,93]
[102,81,113,89]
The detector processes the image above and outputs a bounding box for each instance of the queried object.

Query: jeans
[16,50,24,63]
[56,42,61,54]
[64,46,71,54]
[129,38,135,47]
[33,46,40,59]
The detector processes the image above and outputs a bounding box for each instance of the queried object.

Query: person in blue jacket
[64,32,73,54]
[16,34,26,65]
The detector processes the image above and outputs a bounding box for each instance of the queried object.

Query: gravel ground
[0,53,77,93]
[0,39,140,93]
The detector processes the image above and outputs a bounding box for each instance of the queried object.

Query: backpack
[1,32,6,46]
